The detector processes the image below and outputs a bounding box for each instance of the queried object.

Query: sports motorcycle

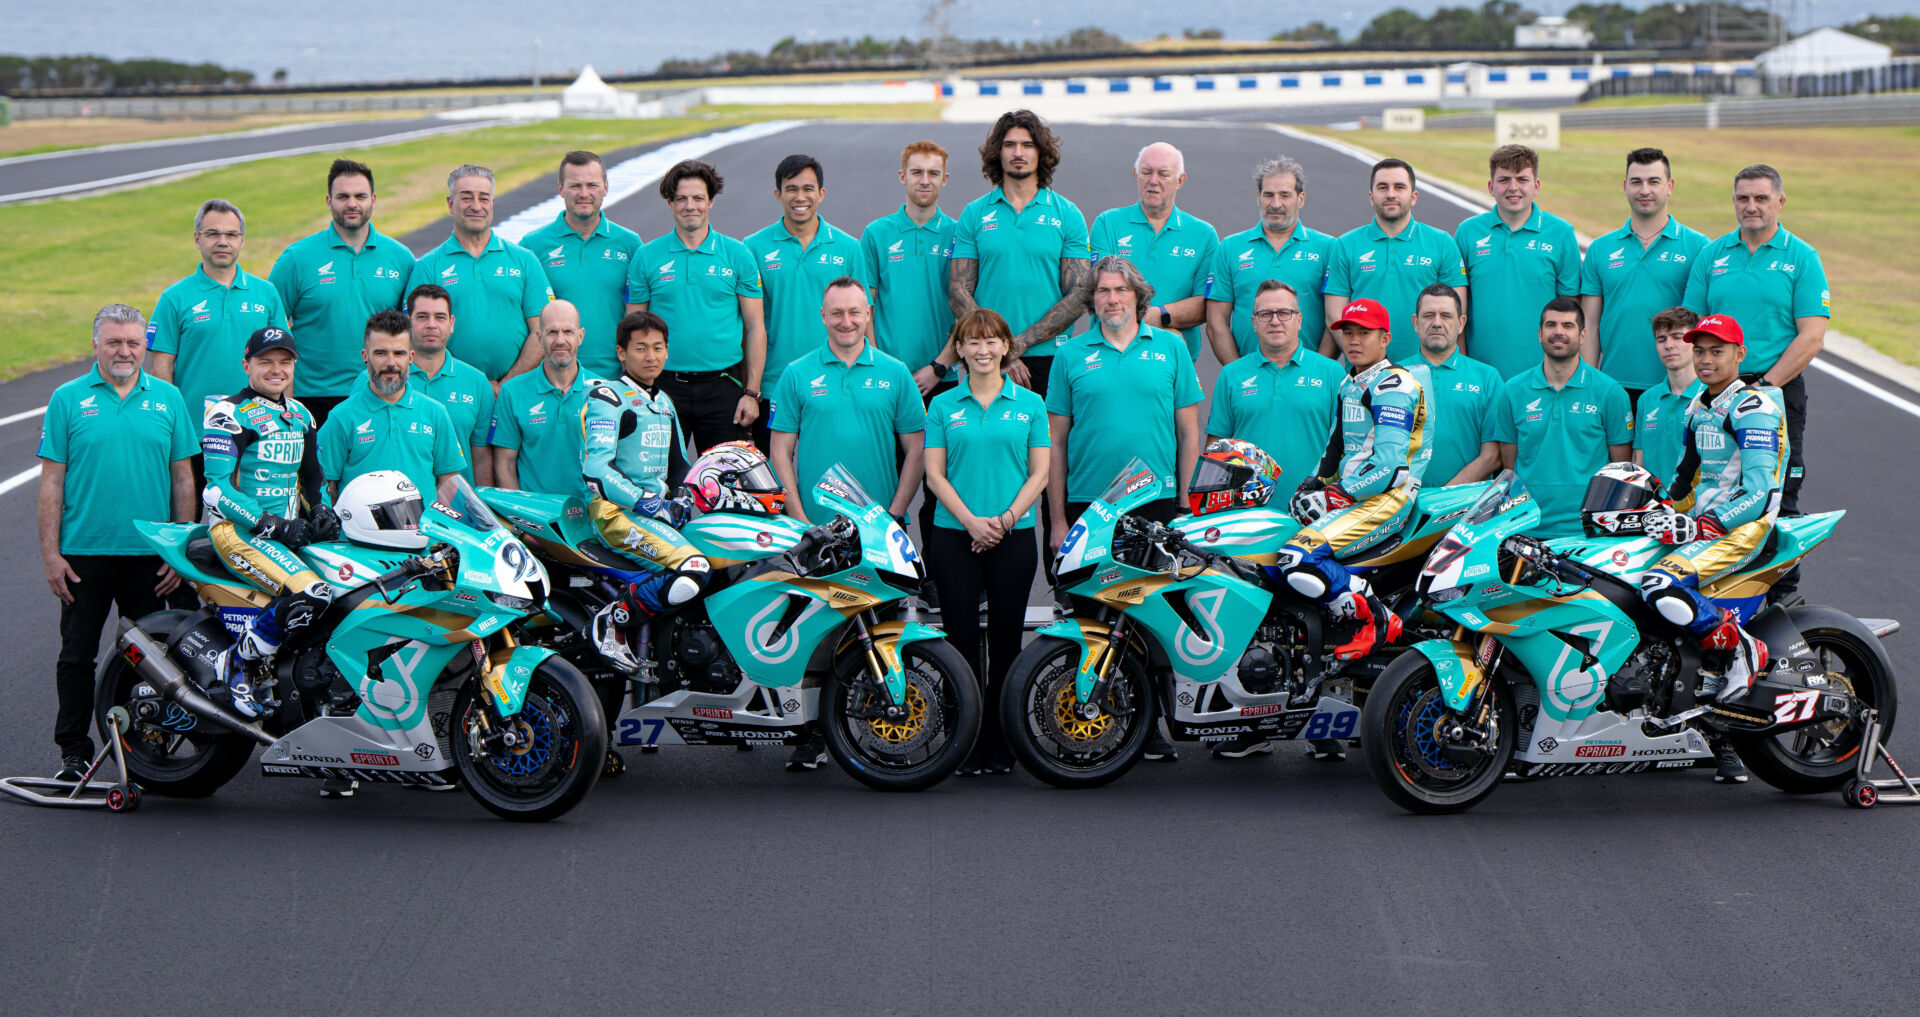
[1360,470,1897,814]
[482,465,981,792]
[98,476,606,822]
[1000,457,1489,788]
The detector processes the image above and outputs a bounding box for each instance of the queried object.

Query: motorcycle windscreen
[1094,457,1167,515]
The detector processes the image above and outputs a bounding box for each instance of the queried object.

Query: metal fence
[1426,92,1920,130]
[1581,57,1920,100]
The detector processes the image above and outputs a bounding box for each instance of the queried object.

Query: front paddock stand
[0,706,141,813]
[1841,708,1920,809]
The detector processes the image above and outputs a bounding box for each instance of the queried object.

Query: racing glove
[1644,509,1698,546]
[255,513,312,549]
[1290,477,1328,522]
[1695,513,1727,541]
[306,504,342,543]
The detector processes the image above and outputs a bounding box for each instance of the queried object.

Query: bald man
[491,299,594,496]
[1088,141,1221,362]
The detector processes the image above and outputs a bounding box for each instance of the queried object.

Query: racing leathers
[580,375,709,667]
[201,388,333,717]
[1640,378,1789,701]
[1271,358,1434,659]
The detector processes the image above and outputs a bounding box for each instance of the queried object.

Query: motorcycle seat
[184,534,227,578]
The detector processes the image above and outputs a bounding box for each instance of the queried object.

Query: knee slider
[1285,568,1328,600]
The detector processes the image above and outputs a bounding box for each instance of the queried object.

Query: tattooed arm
[1011,257,1093,358]
[947,257,980,319]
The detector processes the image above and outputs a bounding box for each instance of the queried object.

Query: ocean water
[6,0,1875,86]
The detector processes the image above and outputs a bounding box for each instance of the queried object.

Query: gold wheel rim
[868,682,929,744]
[1052,683,1113,742]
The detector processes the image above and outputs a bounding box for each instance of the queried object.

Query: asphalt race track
[3,118,1918,1015]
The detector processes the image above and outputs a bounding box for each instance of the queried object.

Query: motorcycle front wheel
[821,638,980,792]
[450,657,607,822]
[1000,636,1156,789]
[1360,651,1515,815]
[94,610,254,798]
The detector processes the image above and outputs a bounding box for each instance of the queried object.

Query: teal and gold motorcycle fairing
[1361,470,1897,814]
[103,476,606,823]
[481,464,981,792]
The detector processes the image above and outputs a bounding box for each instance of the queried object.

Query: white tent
[1755,27,1892,78]
[561,65,624,116]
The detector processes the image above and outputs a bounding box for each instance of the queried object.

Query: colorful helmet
[334,470,426,550]
[1188,438,1281,517]
[685,440,786,516]
[1581,461,1666,537]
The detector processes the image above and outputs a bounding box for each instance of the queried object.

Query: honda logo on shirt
[527,401,548,424]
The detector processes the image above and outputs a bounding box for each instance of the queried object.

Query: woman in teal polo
[922,309,1050,775]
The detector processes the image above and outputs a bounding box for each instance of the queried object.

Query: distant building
[1516,17,1595,50]
[1755,27,1892,78]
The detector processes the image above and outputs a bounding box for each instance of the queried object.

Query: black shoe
[319,778,358,799]
[786,732,827,772]
[53,754,89,783]
[1308,739,1347,762]
[640,745,660,754]
[1712,738,1748,784]
[1142,731,1178,762]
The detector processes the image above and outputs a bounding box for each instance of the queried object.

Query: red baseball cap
[1685,314,1745,347]
[1332,298,1391,333]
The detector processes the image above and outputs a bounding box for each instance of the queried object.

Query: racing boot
[210,628,275,719]
[1329,583,1402,661]
[1701,609,1768,704]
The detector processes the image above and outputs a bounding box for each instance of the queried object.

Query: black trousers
[1778,373,1807,515]
[659,368,749,457]
[54,554,176,758]
[923,525,1040,760]
[301,394,348,431]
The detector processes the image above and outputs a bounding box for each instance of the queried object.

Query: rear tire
[451,657,606,822]
[94,610,252,799]
[821,638,980,792]
[1735,617,1897,794]
[1000,636,1156,789]
[1360,652,1515,815]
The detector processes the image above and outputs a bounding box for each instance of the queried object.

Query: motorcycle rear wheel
[450,657,606,822]
[93,610,253,798]
[1734,619,1897,794]
[1001,636,1156,789]
[821,639,980,792]
[1361,652,1515,815]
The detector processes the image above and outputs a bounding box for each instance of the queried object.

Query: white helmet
[335,470,427,550]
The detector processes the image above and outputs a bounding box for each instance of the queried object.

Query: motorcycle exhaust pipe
[115,621,277,747]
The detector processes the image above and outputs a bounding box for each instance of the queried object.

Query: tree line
[1,54,255,93]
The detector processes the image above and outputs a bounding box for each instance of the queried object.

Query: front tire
[821,639,980,792]
[1735,616,1897,794]
[451,657,606,822]
[1360,652,1515,815]
[1000,636,1156,789]
[94,610,253,798]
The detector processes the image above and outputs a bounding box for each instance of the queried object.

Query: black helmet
[1581,461,1665,538]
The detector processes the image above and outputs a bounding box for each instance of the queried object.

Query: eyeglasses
[1252,309,1300,323]
[198,230,243,241]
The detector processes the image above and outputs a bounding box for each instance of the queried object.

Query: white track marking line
[0,464,41,497]
[0,406,47,428]
[1809,358,1920,422]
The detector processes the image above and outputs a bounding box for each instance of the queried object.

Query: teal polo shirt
[518,213,642,382]
[771,344,924,519]
[37,366,198,555]
[1323,219,1467,365]
[1488,362,1634,537]
[1205,345,1343,487]
[951,186,1090,357]
[1418,348,1505,485]
[404,231,553,381]
[147,264,288,416]
[1635,377,1705,492]
[625,227,763,373]
[1580,216,1710,391]
[1046,324,1203,503]
[1089,203,1220,360]
[923,377,1050,530]
[409,355,495,484]
[745,218,867,390]
[490,366,592,499]
[1682,224,1830,375]
[316,378,467,499]
[860,204,957,373]
[1454,205,1582,380]
[268,224,416,398]
[1206,222,1334,360]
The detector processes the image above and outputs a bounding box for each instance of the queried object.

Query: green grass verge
[1310,124,1920,366]
[0,106,913,379]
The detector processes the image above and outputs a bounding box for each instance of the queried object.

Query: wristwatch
[929,361,951,382]
[1158,307,1172,327]
[742,387,761,400]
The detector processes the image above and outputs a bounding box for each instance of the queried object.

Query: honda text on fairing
[998,456,1490,788]
[99,475,606,822]
[483,464,981,792]
[1359,471,1896,814]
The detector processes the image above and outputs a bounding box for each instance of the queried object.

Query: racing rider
[1273,298,1433,669]
[1639,314,1787,713]
[202,327,337,718]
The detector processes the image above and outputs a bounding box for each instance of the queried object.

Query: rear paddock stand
[0,706,141,812]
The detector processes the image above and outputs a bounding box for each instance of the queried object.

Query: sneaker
[318,778,358,799]
[785,731,828,772]
[411,781,459,792]
[1051,590,1075,619]
[1212,737,1274,760]
[1142,730,1179,762]
[54,754,89,783]
[1711,738,1748,784]
[1308,739,1347,762]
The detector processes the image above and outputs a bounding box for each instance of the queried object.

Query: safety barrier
[1426,92,1920,130]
